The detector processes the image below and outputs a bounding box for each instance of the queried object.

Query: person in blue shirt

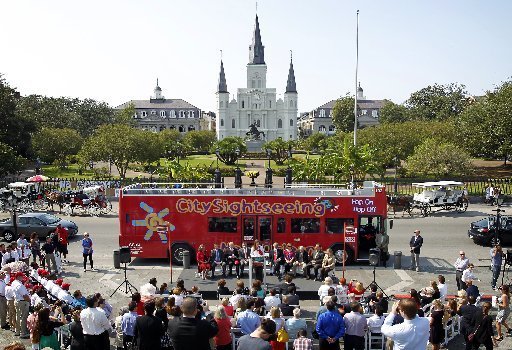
[491,245,504,290]
[81,232,94,272]
[465,279,480,299]
[236,299,261,335]
[316,300,345,350]
[121,301,139,350]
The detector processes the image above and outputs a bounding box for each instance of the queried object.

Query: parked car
[0,212,79,242]
[468,215,512,246]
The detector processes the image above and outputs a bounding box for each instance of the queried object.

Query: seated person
[419,280,440,307]
[465,279,480,300]
[264,289,281,311]
[277,274,295,296]
[367,305,385,334]
[220,297,234,317]
[217,279,230,299]
[286,285,300,306]
[348,280,365,301]
[286,309,307,341]
[278,295,295,317]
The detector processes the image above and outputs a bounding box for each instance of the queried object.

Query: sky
[1,0,511,113]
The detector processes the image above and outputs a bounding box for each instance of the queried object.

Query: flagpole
[353,10,359,146]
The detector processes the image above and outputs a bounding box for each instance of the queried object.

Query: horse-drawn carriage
[59,185,112,216]
[1,182,46,213]
[412,181,469,216]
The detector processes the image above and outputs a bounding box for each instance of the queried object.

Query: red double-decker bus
[118,181,391,264]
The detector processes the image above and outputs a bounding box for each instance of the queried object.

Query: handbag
[277,327,289,343]
[468,317,485,343]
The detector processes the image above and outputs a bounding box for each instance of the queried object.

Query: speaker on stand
[110,246,137,297]
[365,248,388,298]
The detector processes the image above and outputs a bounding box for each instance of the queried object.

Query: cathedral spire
[285,51,297,93]
[217,60,228,93]
[249,15,265,65]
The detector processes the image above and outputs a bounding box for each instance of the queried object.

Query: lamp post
[394,156,399,194]
[214,148,222,188]
[265,149,273,188]
[234,148,242,188]
[285,146,293,186]
[7,193,19,239]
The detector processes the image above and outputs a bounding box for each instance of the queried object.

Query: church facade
[216,15,298,141]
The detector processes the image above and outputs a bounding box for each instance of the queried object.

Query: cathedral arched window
[278,119,283,129]
[242,101,245,108]
[231,119,236,128]
[290,119,294,127]
[269,100,272,108]
[220,119,224,127]
[179,126,184,132]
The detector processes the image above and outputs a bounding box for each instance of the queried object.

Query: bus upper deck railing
[121,181,383,197]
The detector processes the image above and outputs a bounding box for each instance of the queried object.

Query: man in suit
[236,242,249,279]
[225,242,239,277]
[270,243,285,280]
[133,300,164,350]
[278,295,295,316]
[305,244,324,280]
[458,295,478,350]
[168,297,218,350]
[293,245,310,277]
[409,230,423,272]
[210,243,225,279]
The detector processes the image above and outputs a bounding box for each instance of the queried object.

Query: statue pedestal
[246,140,264,153]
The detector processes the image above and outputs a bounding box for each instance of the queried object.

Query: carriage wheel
[63,204,73,216]
[88,204,101,217]
[421,204,431,217]
[405,203,413,217]
[100,199,112,215]
[456,198,469,213]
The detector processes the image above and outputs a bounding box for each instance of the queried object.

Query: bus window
[208,217,237,233]
[291,218,320,233]
[277,218,286,233]
[325,218,347,234]
[259,217,272,241]
[243,217,255,240]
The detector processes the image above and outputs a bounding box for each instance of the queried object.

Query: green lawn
[41,164,96,178]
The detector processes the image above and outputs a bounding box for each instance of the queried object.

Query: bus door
[241,215,272,249]
[357,216,381,260]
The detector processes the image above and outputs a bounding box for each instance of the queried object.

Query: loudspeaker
[506,250,512,266]
[119,246,131,264]
[369,248,380,266]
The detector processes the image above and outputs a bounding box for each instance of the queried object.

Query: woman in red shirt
[196,245,211,280]
[348,280,365,301]
[214,305,232,350]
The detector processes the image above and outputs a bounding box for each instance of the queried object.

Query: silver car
[0,212,78,242]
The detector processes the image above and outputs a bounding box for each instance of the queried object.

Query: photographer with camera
[381,299,429,349]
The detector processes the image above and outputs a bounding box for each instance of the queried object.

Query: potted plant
[245,170,260,186]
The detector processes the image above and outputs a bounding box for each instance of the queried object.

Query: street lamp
[6,192,19,239]
[394,156,399,194]
[214,148,221,188]
[234,148,242,189]
[285,145,293,186]
[265,149,273,188]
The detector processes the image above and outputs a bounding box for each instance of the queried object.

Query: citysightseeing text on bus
[176,198,326,217]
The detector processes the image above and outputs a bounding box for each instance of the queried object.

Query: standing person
[458,295,478,350]
[81,232,94,272]
[41,237,58,275]
[121,301,139,350]
[409,230,423,272]
[472,302,498,350]
[69,309,85,350]
[462,264,479,289]
[1,245,19,267]
[168,297,218,350]
[495,284,511,341]
[56,224,69,263]
[0,270,7,330]
[429,299,445,350]
[293,329,312,350]
[438,275,448,301]
[375,230,390,267]
[343,302,368,350]
[490,245,504,290]
[316,300,345,350]
[33,307,66,349]
[454,251,470,291]
[29,233,42,266]
[134,300,165,350]
[16,233,28,249]
[80,295,112,350]
[5,278,16,333]
[381,299,430,350]
[251,240,265,282]
[236,319,276,350]
[11,272,30,338]
[17,244,30,265]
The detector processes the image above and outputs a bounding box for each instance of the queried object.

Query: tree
[405,138,472,177]
[79,124,141,178]
[331,95,356,133]
[32,128,83,168]
[160,129,189,161]
[212,137,247,165]
[379,100,411,123]
[0,142,26,177]
[299,132,327,153]
[136,130,164,168]
[112,103,137,126]
[406,83,469,121]
[455,80,512,164]
[0,75,35,158]
[262,138,294,165]
[183,130,216,153]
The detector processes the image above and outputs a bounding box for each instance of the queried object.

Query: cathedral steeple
[249,15,265,65]
[285,52,297,93]
[217,60,228,93]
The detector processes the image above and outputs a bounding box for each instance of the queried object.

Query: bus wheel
[332,244,353,265]
[171,243,192,266]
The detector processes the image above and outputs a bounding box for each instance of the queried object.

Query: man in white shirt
[1,246,19,267]
[11,272,30,338]
[17,244,31,265]
[437,275,448,301]
[263,289,281,311]
[454,251,470,291]
[317,277,333,300]
[140,277,158,297]
[5,282,16,331]
[0,271,8,329]
[366,305,385,333]
[80,295,112,349]
[381,299,429,350]
[16,234,28,249]
[461,264,479,289]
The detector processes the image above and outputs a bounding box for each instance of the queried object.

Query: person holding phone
[81,232,95,272]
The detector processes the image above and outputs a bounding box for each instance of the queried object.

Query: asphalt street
[1,201,512,349]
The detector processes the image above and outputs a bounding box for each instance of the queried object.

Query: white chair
[230,327,243,350]
[367,331,385,350]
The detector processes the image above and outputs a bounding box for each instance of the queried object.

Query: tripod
[110,263,137,297]
[364,265,389,299]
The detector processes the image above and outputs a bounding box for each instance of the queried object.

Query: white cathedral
[216,15,298,141]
